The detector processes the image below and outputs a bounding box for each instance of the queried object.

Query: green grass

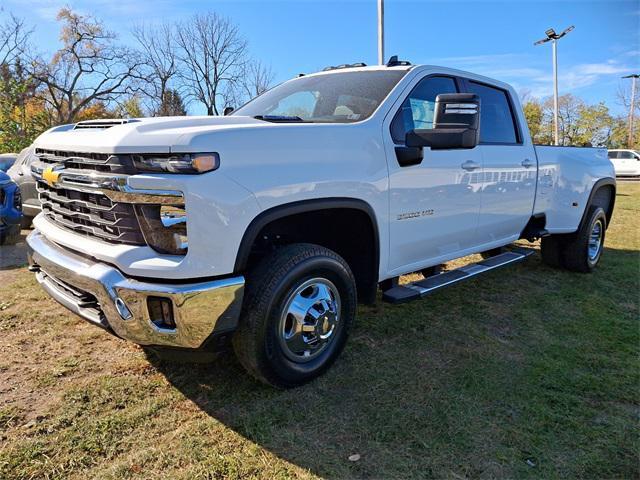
[0,184,638,479]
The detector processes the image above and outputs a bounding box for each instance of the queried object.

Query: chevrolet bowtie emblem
[43,166,62,187]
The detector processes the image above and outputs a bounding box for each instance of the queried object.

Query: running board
[382,247,535,304]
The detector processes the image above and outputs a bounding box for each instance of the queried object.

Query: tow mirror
[405,93,480,150]
[223,106,234,116]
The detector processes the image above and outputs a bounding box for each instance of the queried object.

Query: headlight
[132,152,219,174]
[135,204,188,255]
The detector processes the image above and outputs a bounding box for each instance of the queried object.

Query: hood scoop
[74,119,140,130]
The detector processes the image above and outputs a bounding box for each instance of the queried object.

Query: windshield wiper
[253,115,305,123]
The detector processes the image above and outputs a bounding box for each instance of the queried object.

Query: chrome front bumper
[27,229,245,349]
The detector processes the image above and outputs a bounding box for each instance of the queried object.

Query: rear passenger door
[462,79,537,246]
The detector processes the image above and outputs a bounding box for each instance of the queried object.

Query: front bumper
[27,229,245,349]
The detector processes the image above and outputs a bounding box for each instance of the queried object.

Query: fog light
[147,296,176,330]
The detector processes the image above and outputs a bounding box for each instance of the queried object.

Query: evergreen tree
[157,89,187,116]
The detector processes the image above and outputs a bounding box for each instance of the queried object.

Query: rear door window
[466,81,519,144]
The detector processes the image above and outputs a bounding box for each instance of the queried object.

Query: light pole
[534,26,575,146]
[622,74,639,148]
[377,0,385,65]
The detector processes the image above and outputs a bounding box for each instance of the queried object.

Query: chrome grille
[35,149,136,175]
[37,180,146,245]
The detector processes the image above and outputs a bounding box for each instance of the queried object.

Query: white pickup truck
[27,59,616,388]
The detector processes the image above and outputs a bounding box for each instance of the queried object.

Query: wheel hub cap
[588,220,603,261]
[279,278,341,362]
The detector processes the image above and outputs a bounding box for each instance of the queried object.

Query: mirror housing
[405,93,480,150]
[223,106,234,116]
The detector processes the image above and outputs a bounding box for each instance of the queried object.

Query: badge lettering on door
[397,209,434,220]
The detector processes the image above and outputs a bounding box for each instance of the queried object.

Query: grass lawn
[0,183,638,479]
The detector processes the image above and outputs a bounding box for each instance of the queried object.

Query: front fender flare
[233,197,380,275]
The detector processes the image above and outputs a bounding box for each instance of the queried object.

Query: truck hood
[32,116,269,154]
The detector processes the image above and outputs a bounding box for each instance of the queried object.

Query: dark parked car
[7,147,38,228]
[0,153,17,172]
[0,170,22,245]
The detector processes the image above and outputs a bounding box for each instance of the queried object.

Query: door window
[390,76,458,143]
[467,81,519,144]
[619,151,634,159]
[607,151,619,159]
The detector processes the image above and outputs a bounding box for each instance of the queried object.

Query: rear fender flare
[580,178,616,230]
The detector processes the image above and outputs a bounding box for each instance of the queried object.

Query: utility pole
[622,74,639,148]
[377,0,384,65]
[534,26,575,146]
[552,39,559,145]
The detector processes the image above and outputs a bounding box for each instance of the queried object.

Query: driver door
[383,75,483,276]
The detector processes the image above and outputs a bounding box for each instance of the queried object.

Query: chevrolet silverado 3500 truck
[27,59,615,388]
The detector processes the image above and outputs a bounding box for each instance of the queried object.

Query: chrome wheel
[278,278,341,363]
[588,219,603,262]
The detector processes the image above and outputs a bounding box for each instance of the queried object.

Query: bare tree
[241,59,274,99]
[30,8,142,124]
[616,81,640,115]
[175,12,247,115]
[132,22,179,115]
[0,12,31,66]
[218,59,273,111]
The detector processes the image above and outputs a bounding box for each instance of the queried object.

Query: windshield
[233,70,407,123]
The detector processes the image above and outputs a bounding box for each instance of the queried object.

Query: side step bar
[382,247,535,304]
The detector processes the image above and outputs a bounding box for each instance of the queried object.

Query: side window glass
[619,151,633,159]
[390,76,457,143]
[467,81,518,144]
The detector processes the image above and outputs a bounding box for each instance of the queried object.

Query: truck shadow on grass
[0,230,31,272]
[148,247,639,479]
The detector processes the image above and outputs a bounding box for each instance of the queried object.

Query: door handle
[461,160,480,171]
[521,158,534,169]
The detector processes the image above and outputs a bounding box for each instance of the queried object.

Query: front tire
[0,224,20,246]
[232,243,357,388]
[20,215,33,229]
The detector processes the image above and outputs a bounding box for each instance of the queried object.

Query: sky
[3,0,639,115]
